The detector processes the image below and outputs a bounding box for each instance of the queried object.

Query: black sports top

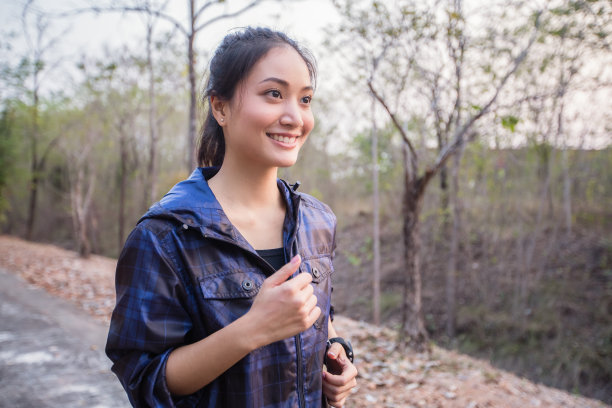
[256,247,285,274]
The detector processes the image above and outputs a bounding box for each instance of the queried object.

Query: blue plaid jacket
[106,167,336,407]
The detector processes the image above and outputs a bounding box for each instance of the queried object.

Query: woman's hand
[166,255,319,395]
[322,343,358,408]
[247,255,321,347]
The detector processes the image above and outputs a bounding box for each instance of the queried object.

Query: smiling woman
[105,27,357,408]
[211,46,314,172]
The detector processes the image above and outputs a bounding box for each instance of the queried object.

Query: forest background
[0,0,610,404]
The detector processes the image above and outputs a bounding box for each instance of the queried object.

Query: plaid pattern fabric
[106,168,336,408]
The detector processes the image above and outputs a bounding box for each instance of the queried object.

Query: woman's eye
[301,96,312,104]
[268,90,281,98]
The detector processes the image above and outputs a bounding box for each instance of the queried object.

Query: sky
[1,0,610,149]
[0,0,346,95]
[0,0,356,140]
[0,0,341,72]
[0,0,364,151]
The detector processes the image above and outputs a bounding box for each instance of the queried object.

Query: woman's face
[220,46,315,169]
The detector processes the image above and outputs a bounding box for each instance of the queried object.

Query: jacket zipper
[200,194,306,407]
[288,232,305,408]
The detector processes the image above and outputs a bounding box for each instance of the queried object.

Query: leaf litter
[0,235,608,408]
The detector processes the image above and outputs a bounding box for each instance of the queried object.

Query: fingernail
[328,351,337,358]
[291,254,301,264]
[321,371,326,379]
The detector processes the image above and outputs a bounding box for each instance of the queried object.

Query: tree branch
[194,0,217,21]
[53,5,189,37]
[195,0,261,32]
[426,11,542,181]
[367,80,417,161]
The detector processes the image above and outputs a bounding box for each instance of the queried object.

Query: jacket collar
[140,167,300,249]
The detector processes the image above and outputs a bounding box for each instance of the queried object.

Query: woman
[106,27,357,407]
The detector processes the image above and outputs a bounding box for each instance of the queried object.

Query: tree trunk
[562,147,572,235]
[146,20,159,207]
[436,119,449,236]
[439,165,449,227]
[118,134,127,254]
[25,87,40,241]
[187,0,197,172]
[558,96,572,235]
[399,144,429,351]
[446,138,464,340]
[26,145,39,240]
[371,96,381,326]
[70,162,94,258]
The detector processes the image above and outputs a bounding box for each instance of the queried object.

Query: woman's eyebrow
[259,77,313,91]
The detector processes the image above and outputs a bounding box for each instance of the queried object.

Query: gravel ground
[0,234,609,408]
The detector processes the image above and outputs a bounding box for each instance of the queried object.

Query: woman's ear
[210,95,227,126]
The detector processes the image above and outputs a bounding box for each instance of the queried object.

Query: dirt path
[0,267,129,407]
[0,235,608,408]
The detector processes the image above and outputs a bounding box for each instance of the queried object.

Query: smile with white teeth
[267,133,298,144]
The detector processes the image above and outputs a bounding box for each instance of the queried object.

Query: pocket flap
[301,256,333,283]
[199,269,264,300]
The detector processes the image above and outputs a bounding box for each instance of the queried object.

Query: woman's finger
[322,369,357,387]
[322,378,354,397]
[325,396,347,408]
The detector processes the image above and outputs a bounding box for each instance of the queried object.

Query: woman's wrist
[235,312,269,350]
[328,317,338,338]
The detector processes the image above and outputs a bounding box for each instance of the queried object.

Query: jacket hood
[139,167,301,246]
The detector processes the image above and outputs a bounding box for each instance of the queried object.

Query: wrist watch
[326,337,354,363]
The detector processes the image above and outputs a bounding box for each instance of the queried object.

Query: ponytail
[197,104,225,167]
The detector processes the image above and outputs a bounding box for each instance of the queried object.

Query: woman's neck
[207,157,287,250]
[208,157,281,210]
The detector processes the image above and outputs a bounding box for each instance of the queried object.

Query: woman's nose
[279,101,303,128]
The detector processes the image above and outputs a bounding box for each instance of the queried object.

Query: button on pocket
[199,269,263,300]
[242,279,254,291]
[302,256,333,330]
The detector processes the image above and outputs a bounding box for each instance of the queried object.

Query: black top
[256,247,285,274]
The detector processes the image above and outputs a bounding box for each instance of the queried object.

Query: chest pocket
[300,255,333,330]
[198,269,264,330]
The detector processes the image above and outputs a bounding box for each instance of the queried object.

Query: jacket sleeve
[105,223,199,407]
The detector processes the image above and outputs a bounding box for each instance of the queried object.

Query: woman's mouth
[267,133,299,145]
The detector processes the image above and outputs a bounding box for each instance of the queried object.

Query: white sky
[0,0,355,143]
[1,0,610,149]
[0,0,340,72]
[0,0,344,99]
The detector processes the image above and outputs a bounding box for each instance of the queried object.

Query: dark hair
[197,27,317,167]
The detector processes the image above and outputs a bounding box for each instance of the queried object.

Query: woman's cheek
[303,111,315,137]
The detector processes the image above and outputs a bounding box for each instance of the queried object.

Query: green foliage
[0,107,18,223]
[351,121,400,184]
[345,252,362,267]
[501,115,519,133]
[380,292,401,314]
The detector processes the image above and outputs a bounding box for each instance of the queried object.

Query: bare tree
[21,1,65,240]
[145,15,160,206]
[334,0,542,350]
[60,105,101,257]
[68,139,96,257]
[503,0,612,320]
[54,1,269,171]
[442,0,466,340]
[371,92,381,326]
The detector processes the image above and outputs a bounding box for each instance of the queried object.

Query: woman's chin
[271,152,300,168]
